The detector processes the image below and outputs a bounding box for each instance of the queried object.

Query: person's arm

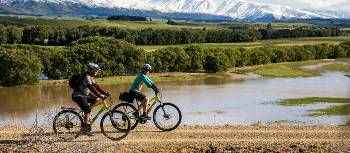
[142,74,153,88]
[150,84,160,94]
[93,83,107,95]
[85,76,103,98]
[88,85,103,98]
[142,75,159,93]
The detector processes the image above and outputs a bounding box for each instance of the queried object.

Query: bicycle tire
[113,103,139,130]
[52,109,83,140]
[100,110,131,141]
[153,103,182,131]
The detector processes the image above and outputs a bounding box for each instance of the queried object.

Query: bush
[204,51,229,72]
[0,48,42,86]
[65,36,145,77]
[184,45,206,71]
[150,47,190,72]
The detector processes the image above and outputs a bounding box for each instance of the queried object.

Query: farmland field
[138,37,350,51]
[0,15,312,29]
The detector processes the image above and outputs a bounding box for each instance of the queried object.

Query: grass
[321,63,350,73]
[266,120,307,125]
[277,97,350,106]
[90,72,228,85]
[0,15,210,29]
[138,37,349,51]
[0,15,313,30]
[277,97,350,117]
[236,60,324,78]
[309,105,350,116]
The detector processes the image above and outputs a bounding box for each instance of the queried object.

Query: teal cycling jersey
[130,73,154,91]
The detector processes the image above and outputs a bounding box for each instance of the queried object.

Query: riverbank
[0,125,349,152]
[232,58,350,78]
[39,72,230,86]
[38,58,350,86]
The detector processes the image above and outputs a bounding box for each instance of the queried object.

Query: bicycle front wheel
[53,110,82,140]
[153,103,182,131]
[100,110,130,141]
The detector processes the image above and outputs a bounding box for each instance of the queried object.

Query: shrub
[0,48,42,86]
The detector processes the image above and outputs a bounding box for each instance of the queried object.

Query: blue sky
[250,0,350,11]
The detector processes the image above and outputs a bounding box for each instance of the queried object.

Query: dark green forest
[0,24,342,46]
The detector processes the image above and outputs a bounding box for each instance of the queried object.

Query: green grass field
[138,37,350,51]
[277,97,350,116]
[0,15,313,30]
[235,60,323,78]
[234,58,350,78]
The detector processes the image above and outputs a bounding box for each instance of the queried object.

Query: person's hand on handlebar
[151,84,160,95]
[104,92,110,97]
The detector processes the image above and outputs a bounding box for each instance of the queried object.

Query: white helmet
[141,64,152,70]
[88,63,100,71]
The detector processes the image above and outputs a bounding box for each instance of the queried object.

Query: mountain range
[1,0,350,22]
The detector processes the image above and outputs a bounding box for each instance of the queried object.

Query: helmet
[88,63,100,71]
[141,64,152,70]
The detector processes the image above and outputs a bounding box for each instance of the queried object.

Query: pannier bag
[119,92,134,103]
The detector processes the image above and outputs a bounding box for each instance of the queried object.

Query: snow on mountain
[2,0,350,21]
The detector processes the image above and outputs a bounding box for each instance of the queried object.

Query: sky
[250,0,350,11]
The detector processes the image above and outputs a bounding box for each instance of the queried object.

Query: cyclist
[72,63,108,136]
[129,64,160,119]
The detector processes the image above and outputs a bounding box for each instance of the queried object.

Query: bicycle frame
[82,98,111,125]
[135,94,162,113]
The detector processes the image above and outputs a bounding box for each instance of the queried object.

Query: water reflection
[0,72,349,126]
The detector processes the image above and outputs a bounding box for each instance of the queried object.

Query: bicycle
[113,92,182,131]
[52,95,131,141]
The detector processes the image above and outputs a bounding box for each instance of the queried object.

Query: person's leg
[72,96,93,136]
[141,97,149,116]
[81,96,92,124]
[84,96,97,123]
[80,97,94,136]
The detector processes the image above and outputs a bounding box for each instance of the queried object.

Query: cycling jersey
[130,73,153,91]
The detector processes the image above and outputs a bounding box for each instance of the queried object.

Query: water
[0,72,349,126]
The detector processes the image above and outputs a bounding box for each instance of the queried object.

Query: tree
[0,48,42,86]
[65,36,145,76]
[184,45,206,71]
[204,51,229,72]
[6,26,23,44]
[0,24,7,44]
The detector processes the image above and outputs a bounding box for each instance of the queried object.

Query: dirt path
[0,125,349,152]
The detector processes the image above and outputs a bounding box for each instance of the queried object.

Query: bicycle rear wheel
[100,110,130,141]
[53,110,82,140]
[153,103,182,131]
[113,103,138,130]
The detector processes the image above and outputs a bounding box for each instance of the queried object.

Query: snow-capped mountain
[1,0,350,21]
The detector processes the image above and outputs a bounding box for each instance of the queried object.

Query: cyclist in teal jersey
[129,64,160,119]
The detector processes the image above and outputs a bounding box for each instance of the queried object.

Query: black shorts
[72,95,97,113]
[129,90,146,102]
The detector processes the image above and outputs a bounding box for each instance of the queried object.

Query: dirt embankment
[0,125,349,152]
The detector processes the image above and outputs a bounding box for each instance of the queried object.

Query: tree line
[107,15,147,21]
[1,36,349,86]
[0,24,343,46]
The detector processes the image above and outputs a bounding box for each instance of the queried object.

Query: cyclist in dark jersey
[129,64,160,119]
[72,63,108,136]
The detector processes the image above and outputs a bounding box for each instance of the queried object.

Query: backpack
[119,92,134,103]
[68,73,84,90]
